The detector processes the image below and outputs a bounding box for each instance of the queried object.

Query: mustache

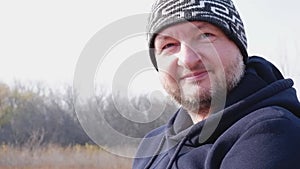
[178,64,212,79]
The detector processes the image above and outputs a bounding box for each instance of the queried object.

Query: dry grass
[0,144,132,169]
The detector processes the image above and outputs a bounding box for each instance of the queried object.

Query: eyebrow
[155,22,214,44]
[156,22,211,38]
[192,22,210,31]
[155,34,173,41]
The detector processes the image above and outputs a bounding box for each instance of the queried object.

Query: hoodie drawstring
[144,136,189,169]
[144,136,166,169]
[166,136,188,169]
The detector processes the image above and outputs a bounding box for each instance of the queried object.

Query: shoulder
[232,106,300,140]
[240,106,300,130]
[221,106,300,168]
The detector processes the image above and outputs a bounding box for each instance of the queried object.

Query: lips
[180,70,209,82]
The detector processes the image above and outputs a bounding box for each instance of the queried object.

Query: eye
[199,33,214,39]
[156,42,179,55]
[162,43,176,50]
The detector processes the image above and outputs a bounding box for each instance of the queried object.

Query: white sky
[0,0,299,96]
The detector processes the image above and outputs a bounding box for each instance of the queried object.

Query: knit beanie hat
[147,0,248,70]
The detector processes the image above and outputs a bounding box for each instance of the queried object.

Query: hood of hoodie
[164,56,300,149]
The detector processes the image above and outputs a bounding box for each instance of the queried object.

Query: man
[133,0,300,168]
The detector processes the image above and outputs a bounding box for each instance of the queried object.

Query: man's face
[154,21,245,113]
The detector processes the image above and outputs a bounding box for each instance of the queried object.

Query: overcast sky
[0,0,299,95]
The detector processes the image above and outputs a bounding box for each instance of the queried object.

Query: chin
[165,82,211,106]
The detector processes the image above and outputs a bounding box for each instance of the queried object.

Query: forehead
[155,21,221,40]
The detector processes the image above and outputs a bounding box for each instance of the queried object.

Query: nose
[177,43,201,70]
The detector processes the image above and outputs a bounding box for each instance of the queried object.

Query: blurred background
[0,0,299,168]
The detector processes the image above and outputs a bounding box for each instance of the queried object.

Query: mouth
[180,70,209,82]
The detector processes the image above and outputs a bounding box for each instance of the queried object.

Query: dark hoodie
[133,56,300,169]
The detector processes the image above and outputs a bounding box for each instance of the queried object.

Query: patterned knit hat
[147,0,248,70]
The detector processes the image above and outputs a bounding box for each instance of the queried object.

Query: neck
[188,108,210,124]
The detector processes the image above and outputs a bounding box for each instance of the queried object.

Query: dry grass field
[0,144,132,169]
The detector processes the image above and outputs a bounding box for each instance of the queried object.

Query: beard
[162,55,245,114]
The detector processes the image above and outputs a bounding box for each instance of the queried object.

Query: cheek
[159,69,178,86]
[209,43,241,70]
[157,56,179,81]
[158,71,181,94]
[221,51,241,72]
[158,60,181,91]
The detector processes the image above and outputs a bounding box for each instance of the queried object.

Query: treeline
[0,81,177,148]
